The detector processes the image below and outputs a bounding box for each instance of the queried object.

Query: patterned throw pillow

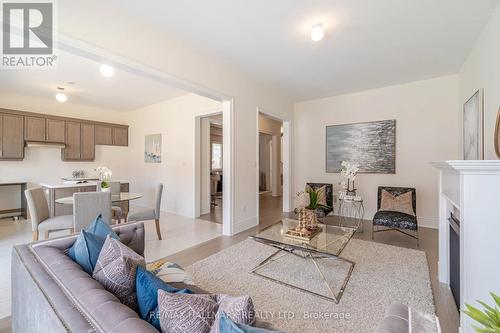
[158,291,218,333]
[305,184,327,206]
[93,235,145,310]
[380,190,415,216]
[210,294,255,333]
[147,259,195,285]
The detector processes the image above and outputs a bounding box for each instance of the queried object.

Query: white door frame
[54,33,235,235]
[256,108,292,221]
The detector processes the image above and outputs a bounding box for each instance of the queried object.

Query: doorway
[198,113,223,224]
[258,113,285,227]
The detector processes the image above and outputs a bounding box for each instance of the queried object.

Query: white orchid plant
[340,161,360,191]
[95,166,112,189]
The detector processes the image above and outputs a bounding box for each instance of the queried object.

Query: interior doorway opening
[197,113,224,224]
[258,112,285,227]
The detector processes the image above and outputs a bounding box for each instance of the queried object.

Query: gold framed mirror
[495,106,500,158]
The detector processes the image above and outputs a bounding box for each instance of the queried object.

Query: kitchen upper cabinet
[95,125,113,145]
[46,118,65,143]
[113,127,128,146]
[0,113,24,160]
[62,121,81,160]
[24,116,46,141]
[81,123,95,160]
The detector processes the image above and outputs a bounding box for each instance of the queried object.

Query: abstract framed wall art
[326,120,396,174]
[463,89,484,160]
[144,134,162,163]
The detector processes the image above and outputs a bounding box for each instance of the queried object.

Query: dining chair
[73,191,112,232]
[127,183,163,240]
[24,187,73,241]
[97,181,123,223]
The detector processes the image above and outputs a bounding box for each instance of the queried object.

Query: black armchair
[305,183,333,217]
[372,186,419,246]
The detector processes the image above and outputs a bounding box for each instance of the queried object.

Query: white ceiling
[113,0,499,101]
[0,50,188,111]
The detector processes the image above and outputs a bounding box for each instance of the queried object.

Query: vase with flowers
[340,161,360,196]
[95,166,112,192]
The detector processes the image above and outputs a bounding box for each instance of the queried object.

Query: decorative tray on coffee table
[284,226,322,242]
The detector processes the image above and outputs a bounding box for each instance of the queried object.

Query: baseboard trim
[418,217,439,229]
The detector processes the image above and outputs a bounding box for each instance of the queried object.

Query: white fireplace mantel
[432,160,500,333]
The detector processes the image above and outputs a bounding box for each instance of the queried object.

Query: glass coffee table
[249,218,356,303]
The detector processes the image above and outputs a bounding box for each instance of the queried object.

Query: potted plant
[95,166,112,192]
[295,188,331,230]
[463,292,500,333]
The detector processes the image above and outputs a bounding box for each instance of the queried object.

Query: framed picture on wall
[463,89,484,160]
[144,134,162,163]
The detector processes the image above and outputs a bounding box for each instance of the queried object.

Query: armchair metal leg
[155,218,162,240]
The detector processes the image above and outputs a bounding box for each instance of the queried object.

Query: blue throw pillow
[86,214,120,240]
[219,312,284,333]
[136,265,192,330]
[68,230,106,275]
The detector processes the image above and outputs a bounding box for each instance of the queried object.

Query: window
[211,143,222,170]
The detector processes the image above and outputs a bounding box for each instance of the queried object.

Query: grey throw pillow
[158,291,218,333]
[93,235,145,310]
[209,294,255,333]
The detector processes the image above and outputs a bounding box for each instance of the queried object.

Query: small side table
[338,198,365,232]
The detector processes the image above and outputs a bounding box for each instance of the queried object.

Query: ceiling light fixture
[100,64,114,78]
[310,23,325,42]
[55,87,67,103]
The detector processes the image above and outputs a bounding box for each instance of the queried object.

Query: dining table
[55,192,143,205]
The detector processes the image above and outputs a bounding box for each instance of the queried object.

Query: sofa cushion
[380,190,415,216]
[86,214,120,240]
[136,265,192,330]
[93,235,145,310]
[219,312,284,333]
[158,291,218,333]
[68,230,106,274]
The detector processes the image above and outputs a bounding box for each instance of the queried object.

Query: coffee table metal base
[250,243,355,304]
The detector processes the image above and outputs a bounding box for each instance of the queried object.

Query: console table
[0,181,27,220]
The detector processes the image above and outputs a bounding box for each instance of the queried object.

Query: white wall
[0,92,130,210]
[125,94,221,218]
[294,76,460,228]
[57,1,294,233]
[459,2,500,160]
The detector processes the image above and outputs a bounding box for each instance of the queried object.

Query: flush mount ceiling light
[99,64,114,78]
[55,87,67,103]
[310,23,325,42]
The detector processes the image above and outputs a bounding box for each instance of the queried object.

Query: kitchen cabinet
[24,116,46,141]
[0,113,24,160]
[95,125,113,145]
[46,118,65,143]
[62,121,81,160]
[113,127,128,146]
[81,123,95,160]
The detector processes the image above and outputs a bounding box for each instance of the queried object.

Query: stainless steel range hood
[25,141,66,148]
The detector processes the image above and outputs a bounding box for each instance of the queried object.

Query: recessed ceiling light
[55,87,67,103]
[310,23,324,42]
[100,64,114,78]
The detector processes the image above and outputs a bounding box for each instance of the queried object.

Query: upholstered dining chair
[372,186,419,247]
[127,183,163,240]
[305,182,334,217]
[98,181,123,223]
[73,192,112,232]
[24,187,73,241]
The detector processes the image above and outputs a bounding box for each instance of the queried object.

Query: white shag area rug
[186,238,435,333]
